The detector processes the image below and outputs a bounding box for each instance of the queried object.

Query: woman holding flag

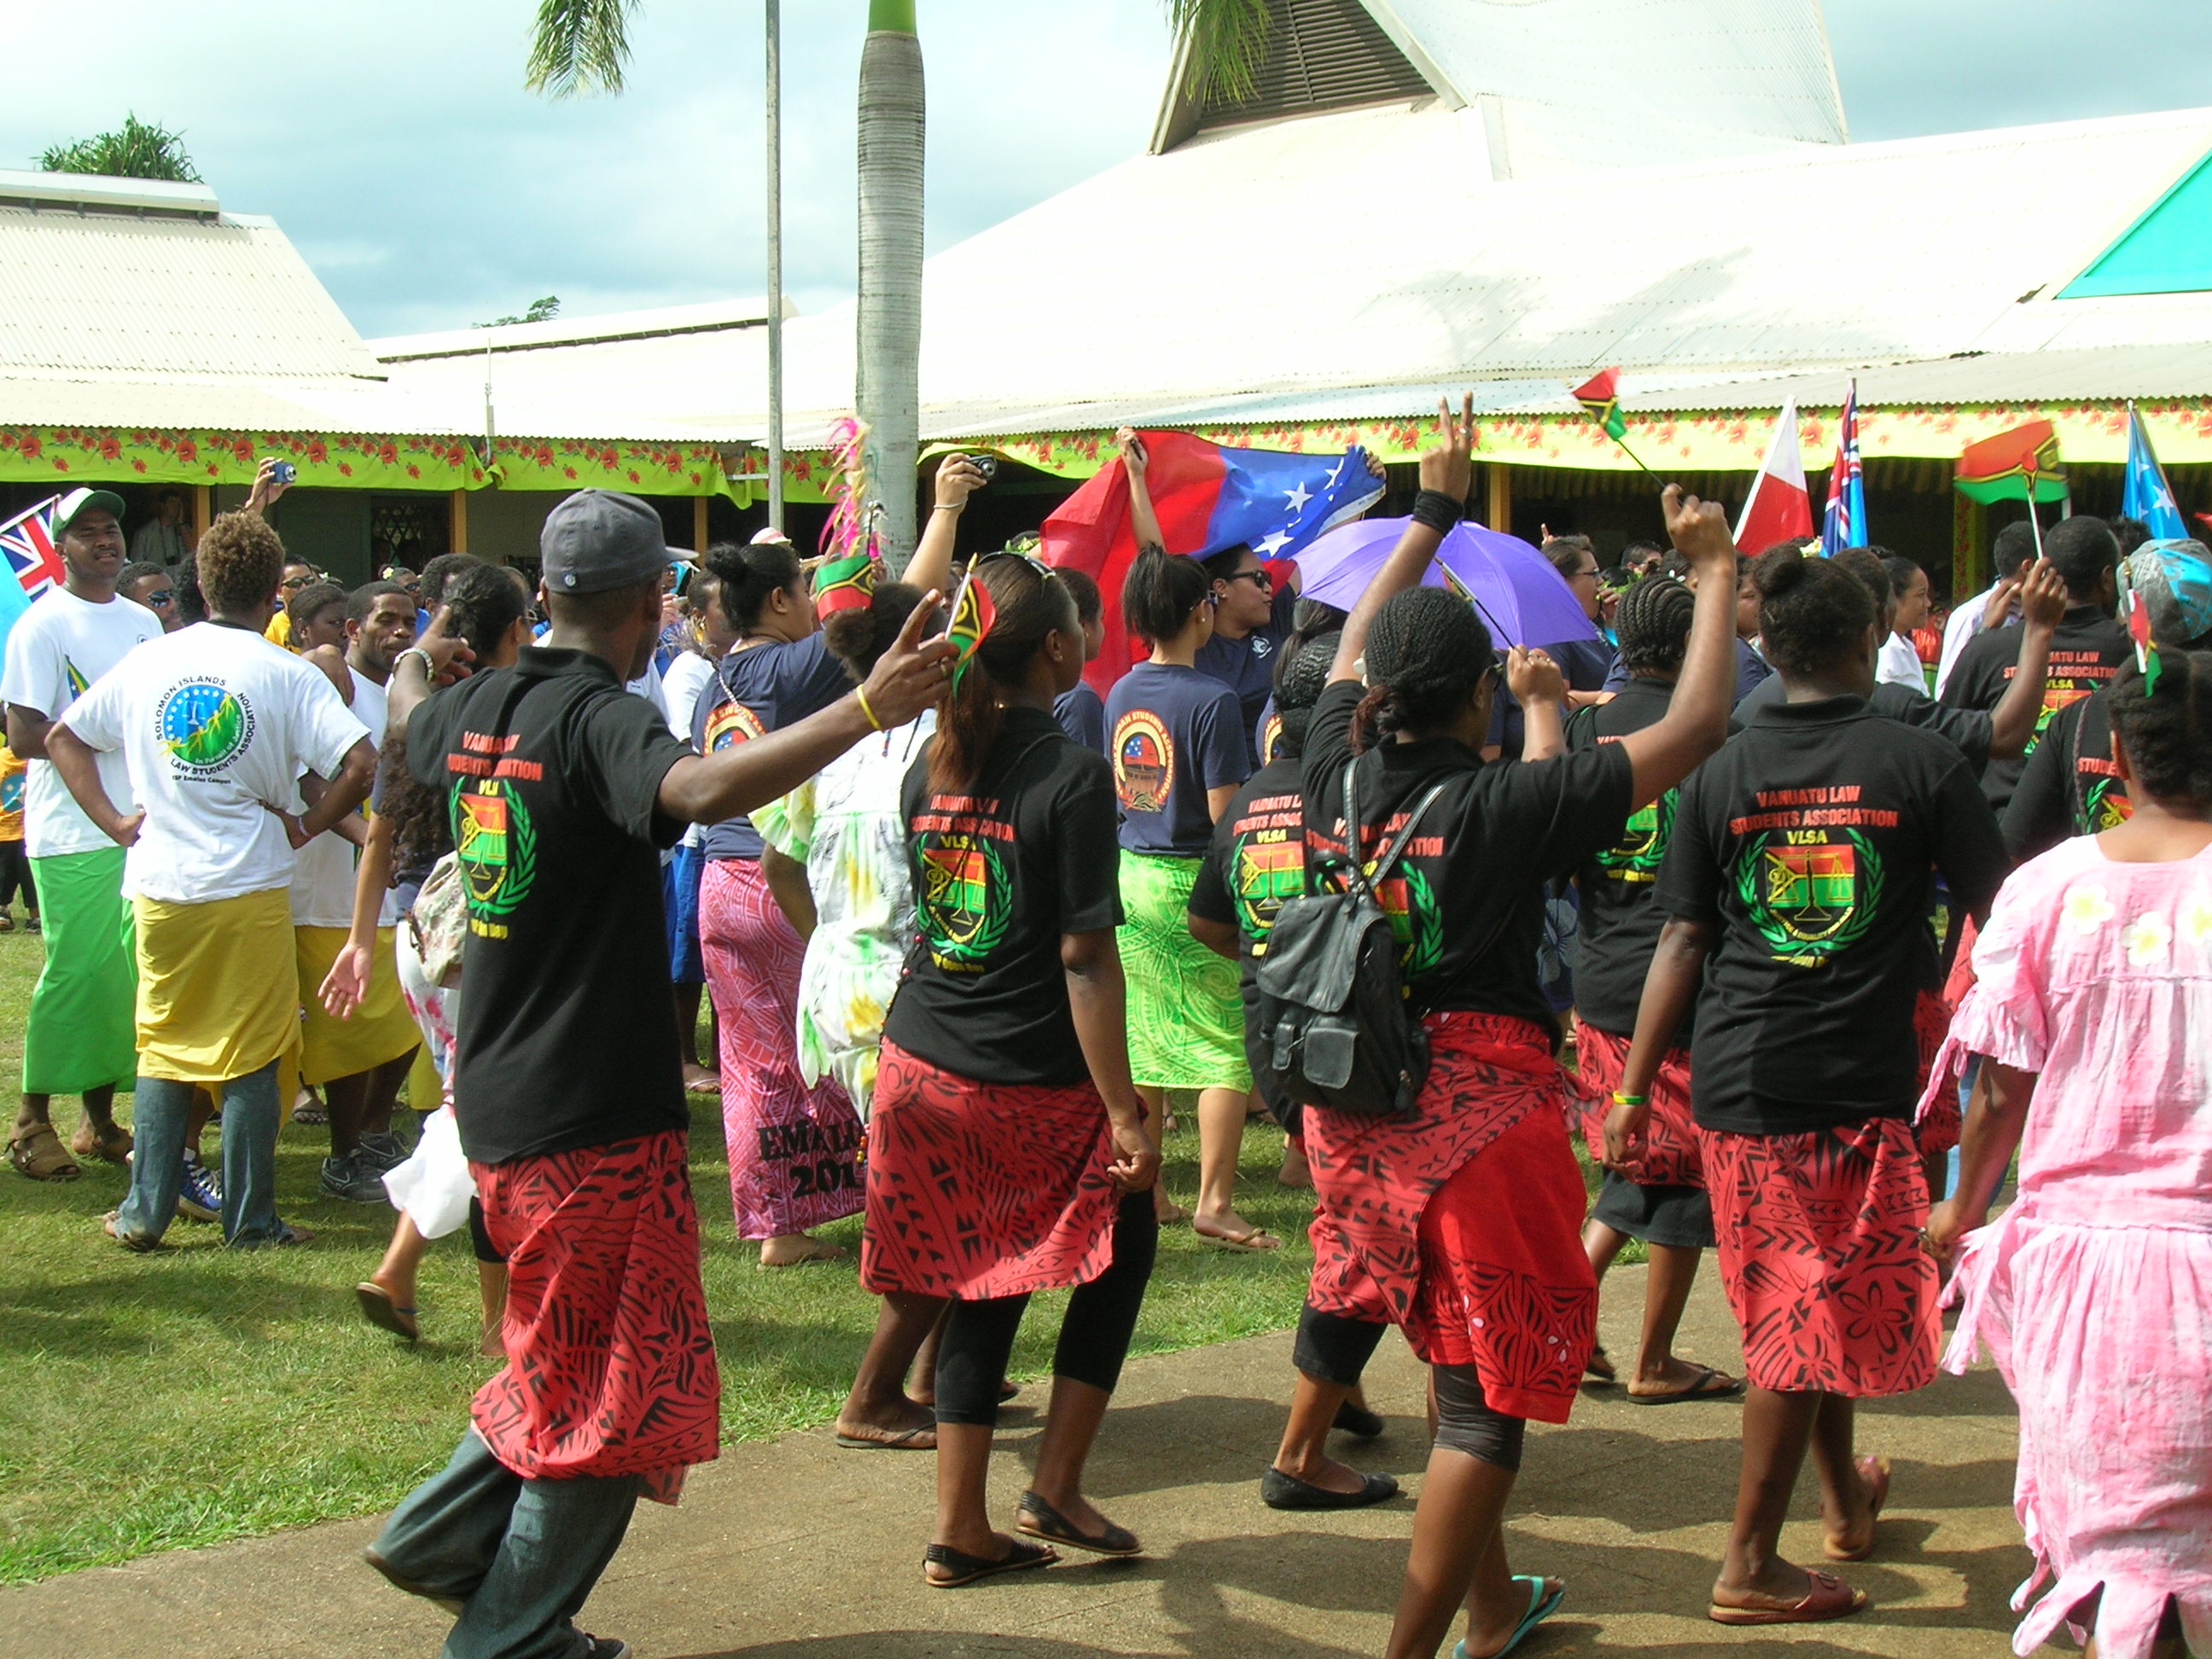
[695,459,978,1265]
[868,550,1161,1586]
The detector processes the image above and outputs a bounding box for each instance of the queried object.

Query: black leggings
[1433,1364,1526,1471]
[0,841,33,911]
[1292,1302,1388,1388]
[466,1198,505,1266]
[934,1190,1159,1427]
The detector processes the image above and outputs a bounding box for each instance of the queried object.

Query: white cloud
[0,1,2204,340]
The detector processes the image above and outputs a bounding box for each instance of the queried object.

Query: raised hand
[1662,483,1735,578]
[1505,645,1566,707]
[934,454,989,513]
[1115,426,1149,477]
[863,588,959,729]
[1418,393,1476,504]
[2017,557,2069,630]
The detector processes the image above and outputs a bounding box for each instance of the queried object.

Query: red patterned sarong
[1700,1115,1938,1398]
[469,1130,719,1504]
[1573,1020,1703,1189]
[862,1040,1120,1301]
[699,857,864,1238]
[1906,985,1959,1155]
[1304,1013,1596,1423]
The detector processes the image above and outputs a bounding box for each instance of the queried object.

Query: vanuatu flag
[1570,368,1628,440]
[1956,420,2068,504]
[945,566,998,690]
[813,550,876,619]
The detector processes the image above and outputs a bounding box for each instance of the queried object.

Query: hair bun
[1755,549,1809,598]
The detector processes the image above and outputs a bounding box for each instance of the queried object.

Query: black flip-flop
[355,1283,419,1342]
[1016,1492,1142,1557]
[1628,1365,1744,1406]
[834,1423,935,1450]
[922,1538,1057,1587]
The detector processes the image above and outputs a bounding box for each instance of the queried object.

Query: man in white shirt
[129,491,189,568]
[292,579,424,1203]
[1,489,161,1183]
[1936,520,2036,697]
[50,509,375,1249]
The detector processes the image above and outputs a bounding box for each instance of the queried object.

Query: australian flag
[2122,405,2187,540]
[1819,381,1866,558]
[1042,432,1384,692]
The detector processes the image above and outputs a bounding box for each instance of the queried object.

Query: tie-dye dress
[1921,835,2212,1659]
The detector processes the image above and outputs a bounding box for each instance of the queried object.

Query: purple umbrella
[1291,517,1600,648]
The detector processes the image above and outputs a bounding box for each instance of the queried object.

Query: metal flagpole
[765,0,786,536]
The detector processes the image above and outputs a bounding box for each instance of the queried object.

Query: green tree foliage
[479,295,562,329]
[1166,0,1274,105]
[39,113,201,183]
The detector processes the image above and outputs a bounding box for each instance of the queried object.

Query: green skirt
[1116,850,1250,1093]
[24,847,138,1095]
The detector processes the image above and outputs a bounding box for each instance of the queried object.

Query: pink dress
[1919,835,2212,1659]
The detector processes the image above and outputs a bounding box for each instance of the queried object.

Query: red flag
[1734,399,1814,554]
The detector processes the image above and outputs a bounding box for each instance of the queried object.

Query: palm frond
[525,0,641,98]
[1165,0,1274,107]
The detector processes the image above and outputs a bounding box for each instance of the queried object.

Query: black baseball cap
[540,490,671,596]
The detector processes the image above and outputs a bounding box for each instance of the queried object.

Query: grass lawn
[0,925,1330,1585]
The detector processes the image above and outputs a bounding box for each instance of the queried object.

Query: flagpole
[1608,434,1660,480]
[2022,472,2046,561]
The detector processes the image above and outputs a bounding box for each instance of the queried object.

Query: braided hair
[1270,632,1341,761]
[2110,650,2212,808]
[1275,597,1348,693]
[927,556,1080,794]
[1353,587,1493,751]
[1614,574,1697,678]
[1752,547,1874,678]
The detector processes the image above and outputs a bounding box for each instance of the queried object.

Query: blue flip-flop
[1452,1575,1565,1659]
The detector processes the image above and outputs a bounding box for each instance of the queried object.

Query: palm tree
[41,114,201,183]
[525,1,1270,566]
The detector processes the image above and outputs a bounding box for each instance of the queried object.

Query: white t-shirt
[662,651,716,744]
[289,672,393,928]
[1936,585,2000,698]
[1877,632,1926,691]
[61,622,370,905]
[0,587,161,859]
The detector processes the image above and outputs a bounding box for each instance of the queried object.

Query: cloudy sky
[5,0,2207,340]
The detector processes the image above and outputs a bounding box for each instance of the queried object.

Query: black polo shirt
[1656,694,2009,1135]
[1736,671,1994,771]
[407,647,692,1165]
[1189,754,1307,1119]
[1940,604,2130,813]
[882,708,1122,1086]
[2003,689,2128,861]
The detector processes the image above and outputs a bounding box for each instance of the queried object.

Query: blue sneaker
[178,1150,223,1224]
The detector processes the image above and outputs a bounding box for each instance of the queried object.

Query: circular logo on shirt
[156,679,254,776]
[704,699,765,753]
[2081,776,2133,832]
[1257,712,1283,766]
[1736,828,1883,967]
[1111,710,1175,814]
[916,829,1011,969]
[1598,786,1676,885]
[453,777,537,919]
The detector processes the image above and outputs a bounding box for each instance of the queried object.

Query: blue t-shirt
[1192,582,1297,765]
[1054,679,1106,754]
[1104,661,1249,857]
[694,631,851,860]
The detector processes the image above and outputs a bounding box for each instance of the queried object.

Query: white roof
[750,103,2212,444]
[0,167,385,422]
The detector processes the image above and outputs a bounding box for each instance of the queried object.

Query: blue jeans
[114,1061,284,1246]
[370,1429,641,1659]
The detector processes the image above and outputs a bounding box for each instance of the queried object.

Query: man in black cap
[3,488,161,1182]
[364,490,955,1659]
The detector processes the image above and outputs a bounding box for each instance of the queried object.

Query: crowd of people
[3,405,2206,1659]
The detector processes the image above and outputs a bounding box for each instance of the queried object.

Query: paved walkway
[4,1272,2029,1659]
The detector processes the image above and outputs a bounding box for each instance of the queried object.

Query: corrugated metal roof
[374,296,784,361]
[0,173,382,387]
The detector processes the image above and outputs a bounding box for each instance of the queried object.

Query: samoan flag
[2122,405,2188,540]
[0,497,57,685]
[1819,381,1867,558]
[1040,431,1383,693]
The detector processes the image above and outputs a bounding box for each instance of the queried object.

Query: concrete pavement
[1,1269,2030,1658]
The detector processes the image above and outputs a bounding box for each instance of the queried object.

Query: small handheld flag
[1955,420,2066,504]
[812,550,876,619]
[2122,405,2187,540]
[1570,369,1627,440]
[1819,381,1866,558]
[944,566,998,693]
[2119,560,2162,695]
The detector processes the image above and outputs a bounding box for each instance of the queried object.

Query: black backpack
[1254,761,1447,1121]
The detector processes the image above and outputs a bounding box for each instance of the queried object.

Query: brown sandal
[9,1123,80,1181]
[1708,1569,1866,1626]
[69,1121,132,1165]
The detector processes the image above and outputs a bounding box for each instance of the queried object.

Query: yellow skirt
[135,888,299,1085]
[296,926,422,1085]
